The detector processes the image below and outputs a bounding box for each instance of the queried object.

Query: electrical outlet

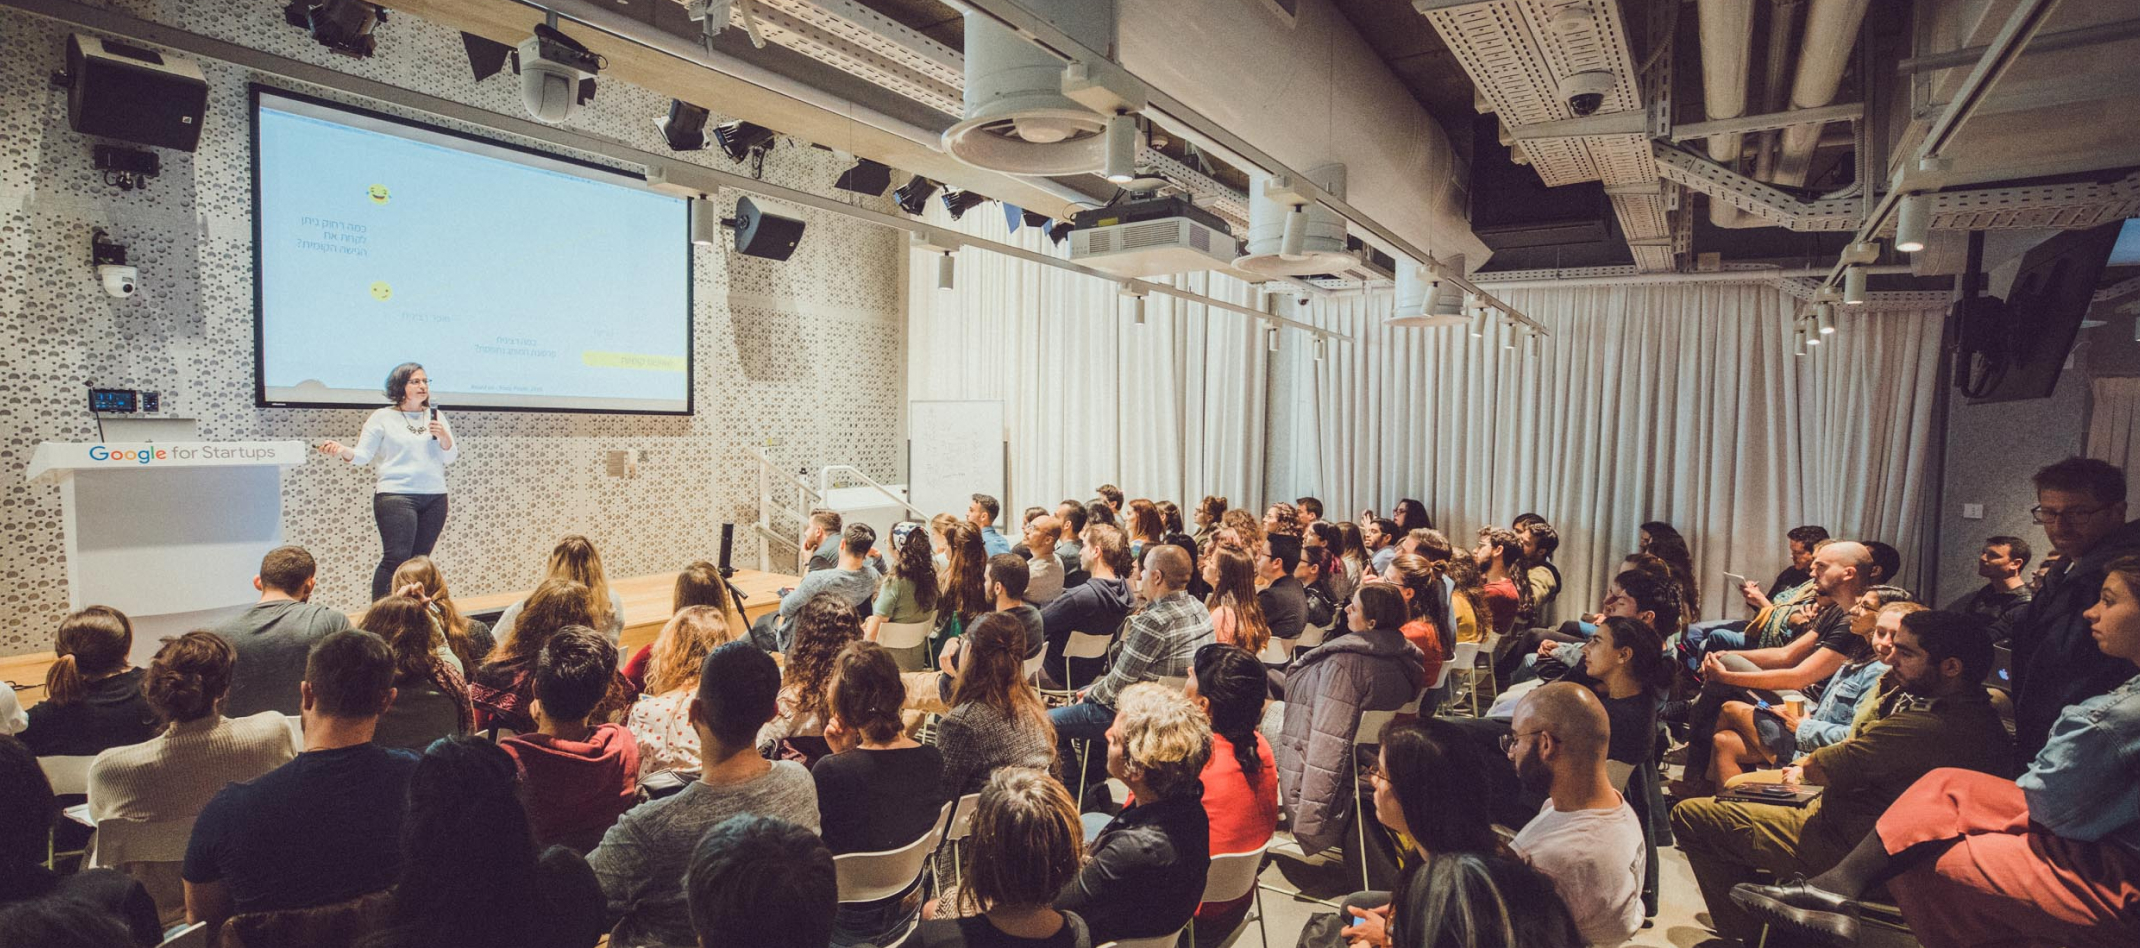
[1962,503,1985,520]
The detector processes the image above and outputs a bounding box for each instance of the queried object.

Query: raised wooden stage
[0,568,796,712]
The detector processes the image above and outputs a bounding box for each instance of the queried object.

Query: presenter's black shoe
[1729,879,1862,946]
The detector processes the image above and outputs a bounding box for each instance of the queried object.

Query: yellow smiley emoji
[370,281,392,301]
[368,184,390,204]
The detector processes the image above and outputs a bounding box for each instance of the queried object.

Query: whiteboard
[909,400,1005,520]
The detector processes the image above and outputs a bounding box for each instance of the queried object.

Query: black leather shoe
[1730,879,1861,946]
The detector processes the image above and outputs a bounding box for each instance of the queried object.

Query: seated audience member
[1128,499,1167,562]
[1675,542,1875,795]
[803,509,846,572]
[1334,522,1371,602]
[1472,528,1529,639]
[622,562,750,693]
[1517,519,1563,615]
[756,524,881,653]
[1687,546,1829,677]
[1296,497,1324,529]
[1273,584,1425,856]
[360,595,474,751]
[1732,554,2140,948]
[1297,546,1340,630]
[972,493,1015,555]
[1218,508,1265,555]
[930,513,961,570]
[1263,502,1301,539]
[934,521,994,651]
[917,767,1089,947]
[0,734,160,946]
[88,632,297,921]
[1365,517,1401,575]
[1504,683,1645,948]
[1670,610,2014,945]
[1339,718,1519,947]
[1055,501,1091,583]
[2002,457,2140,759]
[1385,554,1452,688]
[21,606,155,758]
[865,524,944,671]
[1506,569,1683,686]
[0,683,20,736]
[502,629,640,852]
[1771,525,1830,597]
[683,816,836,948]
[627,606,743,779]
[470,579,598,734]
[355,738,603,948]
[985,554,1046,660]
[1020,515,1068,605]
[1388,852,1585,948]
[1944,536,2034,625]
[1039,524,1136,688]
[1185,645,1280,947]
[759,593,864,760]
[933,613,1059,795]
[1203,544,1273,656]
[0,896,148,948]
[589,642,819,948]
[1445,549,1489,644]
[1702,593,1913,790]
[495,536,628,644]
[1159,501,1190,542]
[1259,534,1310,644]
[183,630,419,938]
[213,545,354,718]
[1055,683,1213,945]
[387,555,493,674]
[1049,545,1215,800]
[814,642,946,947]
[1863,542,1902,587]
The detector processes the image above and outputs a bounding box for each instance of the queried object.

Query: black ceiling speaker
[63,35,208,152]
[726,196,805,261]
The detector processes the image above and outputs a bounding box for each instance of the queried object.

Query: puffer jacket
[1272,627,1425,855]
[2002,517,2140,758]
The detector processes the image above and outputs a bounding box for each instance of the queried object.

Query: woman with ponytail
[87,632,296,922]
[361,595,475,751]
[356,737,603,948]
[1385,554,1454,687]
[21,606,155,758]
[1184,644,1279,947]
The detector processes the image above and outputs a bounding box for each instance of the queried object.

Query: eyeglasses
[2031,504,2112,525]
[1362,763,1391,784]
[1498,729,1546,753]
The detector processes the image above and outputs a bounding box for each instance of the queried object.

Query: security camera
[514,24,600,124]
[1560,70,1617,118]
[98,264,138,298]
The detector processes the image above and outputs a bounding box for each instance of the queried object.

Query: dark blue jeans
[1676,619,1751,673]
[372,492,448,599]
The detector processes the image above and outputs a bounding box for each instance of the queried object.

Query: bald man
[1021,514,1068,605]
[1048,544,1216,780]
[1507,683,1646,948]
[1677,541,1879,796]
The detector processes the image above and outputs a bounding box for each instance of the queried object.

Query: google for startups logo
[86,445,280,464]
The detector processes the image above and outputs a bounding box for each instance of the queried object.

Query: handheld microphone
[429,406,439,440]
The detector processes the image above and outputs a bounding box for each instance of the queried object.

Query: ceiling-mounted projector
[942,12,1145,176]
[514,23,600,124]
[1235,167,1355,276]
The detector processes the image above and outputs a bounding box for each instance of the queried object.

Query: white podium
[28,442,309,662]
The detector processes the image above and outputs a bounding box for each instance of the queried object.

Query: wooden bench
[1,568,797,711]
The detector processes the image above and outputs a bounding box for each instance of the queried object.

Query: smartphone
[1756,784,1799,798]
[1724,571,1752,590]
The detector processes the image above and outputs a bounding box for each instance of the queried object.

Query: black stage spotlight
[941,188,987,221]
[1047,220,1074,245]
[892,176,937,216]
[834,158,893,196]
[284,0,386,58]
[656,99,709,151]
[712,121,776,161]
[461,32,513,81]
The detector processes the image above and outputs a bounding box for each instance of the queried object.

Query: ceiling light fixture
[656,99,709,152]
[1267,326,1281,352]
[1842,265,1868,306]
[1795,325,1809,356]
[689,195,718,247]
[1895,193,1931,253]
[285,0,386,58]
[1817,302,1836,335]
[712,121,775,162]
[941,189,987,221]
[937,251,955,291]
[892,176,937,216]
[1103,113,1139,184]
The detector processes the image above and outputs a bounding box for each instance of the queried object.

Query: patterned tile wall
[0,2,906,655]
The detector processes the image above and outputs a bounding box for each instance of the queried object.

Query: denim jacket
[2017,672,2140,851]
[1795,659,1889,752]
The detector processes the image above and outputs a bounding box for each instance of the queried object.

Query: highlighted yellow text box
[581,351,687,372]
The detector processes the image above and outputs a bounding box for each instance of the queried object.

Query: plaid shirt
[1088,590,1216,709]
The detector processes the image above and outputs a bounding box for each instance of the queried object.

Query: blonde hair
[1111,682,1213,801]
[1204,545,1270,656]
[644,605,745,696]
[391,556,477,670]
[544,536,613,631]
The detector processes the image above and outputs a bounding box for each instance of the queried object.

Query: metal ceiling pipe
[1752,0,1804,184]
[1698,0,1756,227]
[1772,0,1873,187]
[1469,263,1910,289]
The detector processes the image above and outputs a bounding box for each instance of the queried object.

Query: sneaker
[1662,741,1690,765]
[1729,879,1862,946]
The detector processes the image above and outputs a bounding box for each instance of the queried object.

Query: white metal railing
[818,464,924,520]
[753,448,821,573]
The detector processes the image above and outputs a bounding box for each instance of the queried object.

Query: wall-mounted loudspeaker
[727,196,806,261]
[65,35,209,152]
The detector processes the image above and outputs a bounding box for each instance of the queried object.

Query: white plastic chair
[875,619,933,650]
[1154,675,1188,693]
[156,922,207,948]
[1047,629,1116,811]
[1607,759,1638,792]
[1295,618,1332,652]
[1022,651,1047,683]
[1191,840,1273,947]
[1256,635,1296,665]
[1346,695,1419,892]
[1446,641,1485,716]
[90,817,195,870]
[284,714,304,749]
[937,792,983,896]
[833,802,951,903]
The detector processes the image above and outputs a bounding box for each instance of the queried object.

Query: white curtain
[905,205,1268,515]
[2087,376,2140,476]
[1273,283,1946,620]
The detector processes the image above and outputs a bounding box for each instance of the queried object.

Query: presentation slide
[252,87,693,414]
